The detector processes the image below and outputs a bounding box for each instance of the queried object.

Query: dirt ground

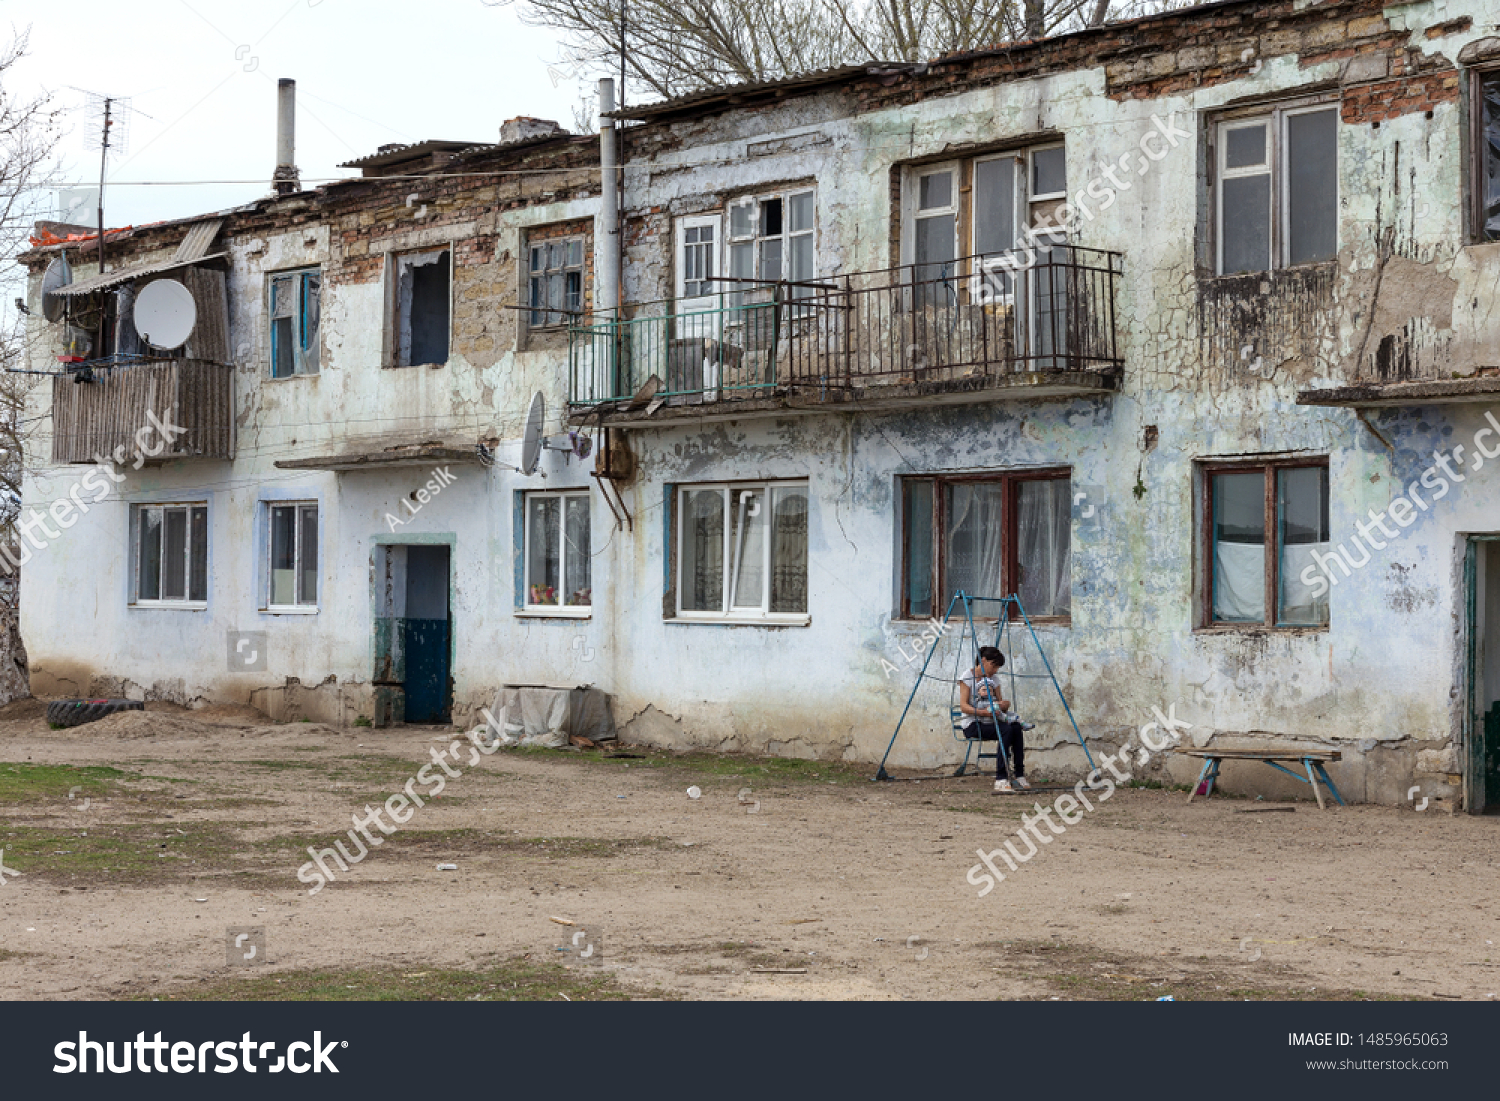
[0,699,1496,1002]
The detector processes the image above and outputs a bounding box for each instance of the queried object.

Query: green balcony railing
[569,245,1122,408]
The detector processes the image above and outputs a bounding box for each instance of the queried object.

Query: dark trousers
[966,721,1025,778]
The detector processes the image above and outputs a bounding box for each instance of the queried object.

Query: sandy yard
[0,698,1495,1002]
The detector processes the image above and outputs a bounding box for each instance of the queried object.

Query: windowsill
[891,616,1072,627]
[262,605,320,615]
[516,607,592,619]
[385,362,449,370]
[130,601,208,611]
[1207,259,1338,281]
[266,372,320,382]
[1193,623,1328,635]
[667,614,811,627]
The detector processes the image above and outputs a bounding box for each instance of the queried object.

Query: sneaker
[1014,776,1032,790]
[993,779,1013,793]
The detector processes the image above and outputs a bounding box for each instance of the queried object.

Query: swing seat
[952,707,998,777]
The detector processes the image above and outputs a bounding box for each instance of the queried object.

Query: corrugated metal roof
[50,253,228,298]
[339,140,487,170]
[172,218,223,263]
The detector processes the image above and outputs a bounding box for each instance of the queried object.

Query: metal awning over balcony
[274,442,485,472]
[568,245,1123,422]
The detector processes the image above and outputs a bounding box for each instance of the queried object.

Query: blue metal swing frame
[873,590,1096,781]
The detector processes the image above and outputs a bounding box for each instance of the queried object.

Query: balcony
[569,245,1123,423]
[51,357,234,464]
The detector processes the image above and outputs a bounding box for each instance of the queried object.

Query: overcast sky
[5,0,589,229]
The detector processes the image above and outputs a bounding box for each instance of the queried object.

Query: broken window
[524,491,591,609]
[1472,70,1500,241]
[725,190,815,303]
[1204,460,1329,627]
[268,502,319,609]
[900,471,1071,620]
[1216,105,1338,274]
[394,249,450,366]
[134,503,208,605]
[677,482,808,618]
[269,268,321,378]
[529,237,583,327]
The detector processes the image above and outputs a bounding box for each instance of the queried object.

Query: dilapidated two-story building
[21,0,1500,809]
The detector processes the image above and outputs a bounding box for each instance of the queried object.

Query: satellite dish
[133,279,196,350]
[520,392,545,476]
[40,257,71,323]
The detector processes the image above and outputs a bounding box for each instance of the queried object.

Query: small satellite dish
[520,392,545,476]
[40,257,71,323]
[133,279,196,350]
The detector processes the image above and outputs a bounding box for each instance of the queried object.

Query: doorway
[1465,537,1500,813]
[374,543,452,725]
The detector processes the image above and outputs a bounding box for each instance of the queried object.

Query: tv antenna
[77,92,132,276]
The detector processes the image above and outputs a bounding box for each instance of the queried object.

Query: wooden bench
[1176,747,1345,809]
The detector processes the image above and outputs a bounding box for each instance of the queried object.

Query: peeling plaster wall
[19,148,608,724]
[598,0,1500,803]
[16,0,1500,804]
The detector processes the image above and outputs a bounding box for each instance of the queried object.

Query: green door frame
[1463,535,1500,814]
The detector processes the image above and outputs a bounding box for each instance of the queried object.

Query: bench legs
[1186,757,1221,804]
[1303,757,1327,810]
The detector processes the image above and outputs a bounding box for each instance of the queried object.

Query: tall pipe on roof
[597,78,620,321]
[273,78,299,195]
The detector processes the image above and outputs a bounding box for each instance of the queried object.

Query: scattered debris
[784,918,819,925]
[1237,807,1296,814]
[569,734,599,749]
[686,786,702,799]
[751,968,807,974]
[436,863,457,871]
[548,916,575,927]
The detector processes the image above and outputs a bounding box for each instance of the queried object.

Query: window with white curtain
[676,481,808,619]
[901,471,1071,620]
[1205,460,1329,627]
[524,491,591,611]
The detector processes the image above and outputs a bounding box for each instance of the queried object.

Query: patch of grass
[0,821,252,886]
[0,948,33,963]
[512,745,866,786]
[988,940,1414,1002]
[255,829,676,862]
[353,717,373,728]
[153,956,659,1001]
[0,762,131,803]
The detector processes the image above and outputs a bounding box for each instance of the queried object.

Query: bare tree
[0,29,63,702]
[501,0,1197,101]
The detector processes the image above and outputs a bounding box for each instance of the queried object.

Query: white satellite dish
[133,279,196,350]
[40,257,71,323]
[520,392,545,476]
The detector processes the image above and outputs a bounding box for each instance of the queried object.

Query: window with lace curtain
[900,471,1071,620]
[675,481,808,620]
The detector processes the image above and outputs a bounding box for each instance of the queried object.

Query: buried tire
[45,698,145,729]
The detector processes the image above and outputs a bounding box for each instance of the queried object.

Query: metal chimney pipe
[597,78,619,320]
[273,78,299,195]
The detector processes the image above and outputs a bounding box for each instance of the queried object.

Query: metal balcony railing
[569,244,1123,408]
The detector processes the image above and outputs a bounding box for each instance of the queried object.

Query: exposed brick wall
[1341,72,1461,125]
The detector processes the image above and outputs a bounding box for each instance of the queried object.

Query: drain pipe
[597,77,620,320]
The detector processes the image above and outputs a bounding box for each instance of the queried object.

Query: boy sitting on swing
[958,646,1033,794]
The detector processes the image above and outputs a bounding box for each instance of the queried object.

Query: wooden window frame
[899,468,1072,623]
[1199,457,1330,631]
[1210,95,1340,275]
